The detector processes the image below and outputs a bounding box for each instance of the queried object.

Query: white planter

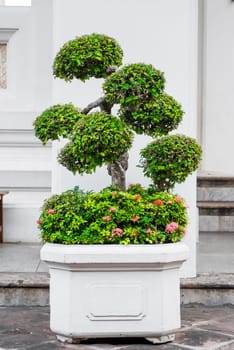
[41,242,189,344]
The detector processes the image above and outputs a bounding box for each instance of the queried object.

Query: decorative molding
[0,28,18,44]
[1,187,51,193]
[0,129,51,148]
[0,112,43,129]
[0,170,51,190]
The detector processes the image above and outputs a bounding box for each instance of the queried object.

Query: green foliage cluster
[140,134,203,191]
[103,63,165,106]
[38,185,188,245]
[33,104,83,144]
[34,33,202,191]
[58,112,134,174]
[119,93,183,136]
[53,33,123,82]
[34,33,203,245]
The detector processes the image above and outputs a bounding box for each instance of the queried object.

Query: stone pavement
[0,234,234,349]
[1,231,234,274]
[0,304,234,349]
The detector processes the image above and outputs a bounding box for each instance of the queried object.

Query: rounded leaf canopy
[103,63,165,106]
[139,134,202,191]
[119,93,184,137]
[58,112,134,174]
[33,103,83,144]
[53,33,123,82]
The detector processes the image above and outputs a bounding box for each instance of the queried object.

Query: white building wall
[201,0,234,174]
[0,0,199,276]
[51,0,199,277]
[0,1,53,242]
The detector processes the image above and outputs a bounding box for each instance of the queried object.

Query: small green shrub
[119,93,184,136]
[33,104,83,144]
[139,134,203,191]
[37,185,188,245]
[37,187,88,243]
[58,111,134,174]
[103,63,165,106]
[53,33,123,82]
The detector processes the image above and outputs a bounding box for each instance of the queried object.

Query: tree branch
[82,66,117,115]
[82,97,105,115]
[106,66,118,75]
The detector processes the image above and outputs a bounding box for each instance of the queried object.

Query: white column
[201,0,234,174]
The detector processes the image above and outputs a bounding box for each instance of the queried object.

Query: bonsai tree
[34,33,202,245]
[34,33,202,192]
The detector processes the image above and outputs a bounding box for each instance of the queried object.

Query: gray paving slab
[1,231,234,274]
[0,243,47,273]
[0,305,234,349]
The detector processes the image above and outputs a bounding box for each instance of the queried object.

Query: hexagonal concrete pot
[41,242,189,344]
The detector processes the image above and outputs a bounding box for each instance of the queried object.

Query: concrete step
[0,272,49,306]
[197,201,234,216]
[198,202,234,231]
[198,212,234,232]
[181,273,234,306]
[197,174,234,202]
[197,174,234,231]
[1,272,234,307]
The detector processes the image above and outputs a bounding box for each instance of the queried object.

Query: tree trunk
[83,94,129,191]
[107,152,128,191]
[100,100,128,191]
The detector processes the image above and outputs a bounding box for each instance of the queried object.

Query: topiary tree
[33,32,202,192]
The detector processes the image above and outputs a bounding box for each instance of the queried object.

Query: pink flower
[111,228,123,236]
[184,204,189,208]
[166,222,179,233]
[153,199,163,205]
[47,209,55,215]
[132,216,139,222]
[146,228,152,234]
[37,219,42,225]
[133,230,138,236]
[175,197,183,203]
[134,194,141,200]
[109,207,116,213]
[102,216,112,221]
[167,200,172,205]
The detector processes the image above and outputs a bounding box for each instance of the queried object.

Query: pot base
[57,334,176,345]
[146,334,175,344]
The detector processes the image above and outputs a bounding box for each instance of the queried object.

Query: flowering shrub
[37,185,188,245]
[34,33,202,246]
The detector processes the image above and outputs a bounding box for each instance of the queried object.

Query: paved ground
[0,234,234,349]
[1,231,234,274]
[0,304,234,349]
